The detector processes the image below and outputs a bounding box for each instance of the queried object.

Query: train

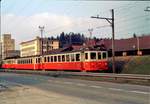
[1,49,108,72]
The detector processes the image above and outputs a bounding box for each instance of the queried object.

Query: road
[0,72,149,104]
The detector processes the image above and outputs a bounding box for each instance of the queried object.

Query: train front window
[98,52,101,59]
[90,52,96,60]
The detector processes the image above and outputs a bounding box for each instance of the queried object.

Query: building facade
[97,35,150,56]
[20,37,59,57]
[1,34,15,59]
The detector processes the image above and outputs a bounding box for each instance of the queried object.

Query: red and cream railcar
[2,50,108,71]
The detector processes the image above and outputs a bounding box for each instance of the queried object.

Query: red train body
[2,50,108,72]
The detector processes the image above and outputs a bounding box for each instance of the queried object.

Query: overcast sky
[1,0,150,49]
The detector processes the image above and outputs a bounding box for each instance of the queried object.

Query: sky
[1,0,150,49]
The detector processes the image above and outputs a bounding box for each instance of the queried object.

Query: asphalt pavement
[0,72,149,104]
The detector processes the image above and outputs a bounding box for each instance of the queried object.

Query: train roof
[4,46,107,60]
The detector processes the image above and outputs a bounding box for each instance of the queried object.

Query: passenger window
[30,59,32,64]
[38,58,41,63]
[47,57,50,62]
[58,56,61,62]
[85,53,88,60]
[36,58,38,63]
[71,54,75,62]
[103,52,107,59]
[76,54,80,61]
[62,55,65,62]
[54,56,57,62]
[51,56,53,62]
[98,52,101,59]
[66,55,70,62]
[90,52,96,59]
[44,57,47,62]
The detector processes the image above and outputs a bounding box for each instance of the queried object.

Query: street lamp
[88,28,93,39]
[39,26,45,71]
[88,28,93,46]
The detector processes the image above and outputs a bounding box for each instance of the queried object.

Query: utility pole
[39,26,44,70]
[39,26,44,55]
[88,28,93,39]
[91,9,115,73]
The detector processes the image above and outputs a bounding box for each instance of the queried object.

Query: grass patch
[109,55,150,75]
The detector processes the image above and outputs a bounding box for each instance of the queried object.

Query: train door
[36,57,41,70]
[82,51,90,71]
[82,51,98,71]
[79,51,84,71]
[33,57,36,70]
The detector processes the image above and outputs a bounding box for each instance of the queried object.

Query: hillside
[109,55,150,75]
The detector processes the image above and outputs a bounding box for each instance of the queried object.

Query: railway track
[1,69,150,86]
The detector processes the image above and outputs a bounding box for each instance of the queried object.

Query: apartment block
[1,34,15,59]
[20,37,59,57]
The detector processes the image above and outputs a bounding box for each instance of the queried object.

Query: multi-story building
[20,37,59,57]
[1,34,15,59]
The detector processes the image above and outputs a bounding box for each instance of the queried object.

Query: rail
[0,69,150,85]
